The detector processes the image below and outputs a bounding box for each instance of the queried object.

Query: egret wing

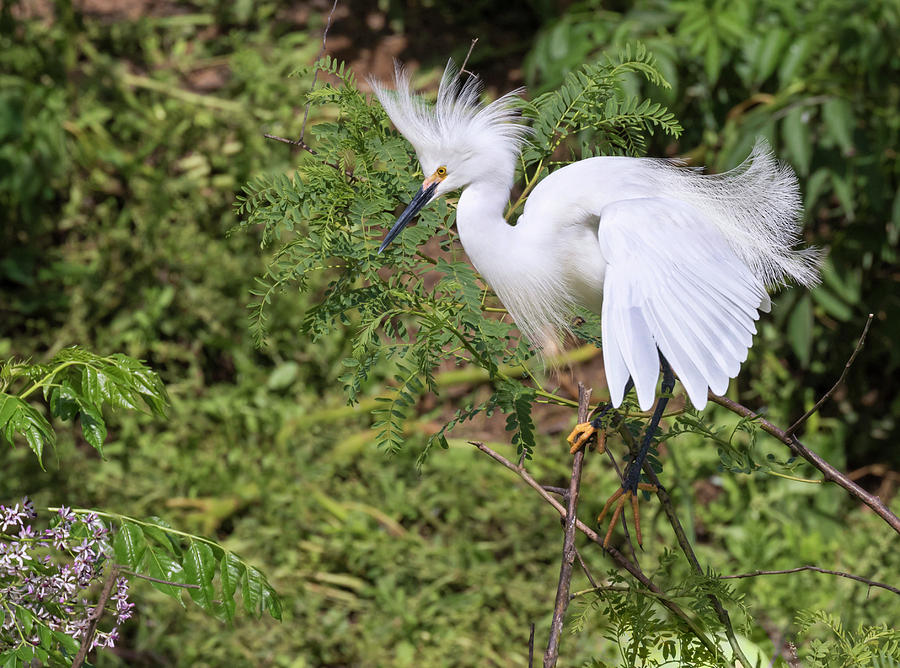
[597,197,767,410]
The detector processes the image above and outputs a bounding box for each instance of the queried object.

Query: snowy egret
[372,63,821,544]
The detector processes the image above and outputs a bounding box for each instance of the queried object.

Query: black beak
[378,182,438,253]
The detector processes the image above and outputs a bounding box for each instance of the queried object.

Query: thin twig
[708,393,900,536]
[542,485,568,497]
[528,623,535,668]
[265,0,360,183]
[459,38,479,77]
[786,313,873,435]
[544,384,591,668]
[468,440,720,657]
[574,548,599,590]
[642,465,752,668]
[264,133,318,153]
[72,565,118,668]
[603,413,640,563]
[299,0,339,143]
[720,565,900,596]
[117,568,201,589]
[263,133,358,182]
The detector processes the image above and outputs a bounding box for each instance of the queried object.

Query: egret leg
[565,378,634,453]
[598,356,675,547]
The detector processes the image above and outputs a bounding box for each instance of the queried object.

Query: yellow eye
[436,166,447,177]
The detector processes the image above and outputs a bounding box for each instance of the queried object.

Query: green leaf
[267,362,299,390]
[220,552,245,621]
[0,392,55,461]
[812,286,854,322]
[48,383,79,421]
[782,107,812,176]
[241,565,273,617]
[183,539,217,612]
[262,579,283,621]
[114,521,148,570]
[78,404,107,455]
[778,36,812,86]
[704,35,722,84]
[141,546,186,602]
[822,98,855,155]
[52,630,80,655]
[141,516,182,554]
[753,28,788,84]
[0,394,18,430]
[788,294,814,367]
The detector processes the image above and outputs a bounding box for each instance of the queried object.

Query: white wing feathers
[599,197,768,411]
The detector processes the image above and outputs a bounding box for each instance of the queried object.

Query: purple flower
[1,503,26,532]
[1,499,137,659]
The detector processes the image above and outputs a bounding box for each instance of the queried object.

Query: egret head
[370,61,528,252]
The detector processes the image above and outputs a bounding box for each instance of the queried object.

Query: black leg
[623,355,675,493]
[586,377,634,430]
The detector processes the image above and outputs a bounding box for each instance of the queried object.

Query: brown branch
[263,133,317,154]
[459,38,479,78]
[574,547,599,591]
[117,568,200,589]
[642,465,751,668]
[299,0,339,143]
[528,623,535,668]
[708,393,900,536]
[544,384,590,668]
[468,440,720,657]
[265,1,361,183]
[720,565,900,596]
[72,564,118,668]
[786,313,873,435]
[263,133,358,182]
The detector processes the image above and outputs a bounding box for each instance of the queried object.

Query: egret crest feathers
[369,61,529,174]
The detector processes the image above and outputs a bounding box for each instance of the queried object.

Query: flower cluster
[0,500,133,654]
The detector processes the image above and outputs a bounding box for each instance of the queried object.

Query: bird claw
[597,483,657,547]
[566,422,607,454]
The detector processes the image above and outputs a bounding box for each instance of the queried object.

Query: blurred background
[1,0,898,665]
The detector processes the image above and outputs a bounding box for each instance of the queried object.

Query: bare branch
[574,548,599,591]
[786,313,873,435]
[265,1,361,183]
[117,568,201,589]
[459,38,479,78]
[720,565,900,596]
[542,485,568,497]
[641,464,751,668]
[263,133,359,182]
[468,440,720,657]
[528,623,535,668]
[72,564,118,668]
[545,384,591,668]
[299,0,340,143]
[263,133,317,153]
[708,393,900,536]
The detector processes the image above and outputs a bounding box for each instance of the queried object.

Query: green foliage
[0,348,167,462]
[797,610,900,667]
[524,0,900,463]
[107,512,281,622]
[238,50,680,464]
[523,43,682,162]
[3,2,899,666]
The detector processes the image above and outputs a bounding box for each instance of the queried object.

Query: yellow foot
[597,483,658,547]
[566,422,607,454]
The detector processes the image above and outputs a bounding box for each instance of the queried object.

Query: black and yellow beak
[378,181,438,253]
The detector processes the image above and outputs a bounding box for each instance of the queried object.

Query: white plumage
[372,62,821,411]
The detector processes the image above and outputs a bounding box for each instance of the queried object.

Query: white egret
[371,63,821,543]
